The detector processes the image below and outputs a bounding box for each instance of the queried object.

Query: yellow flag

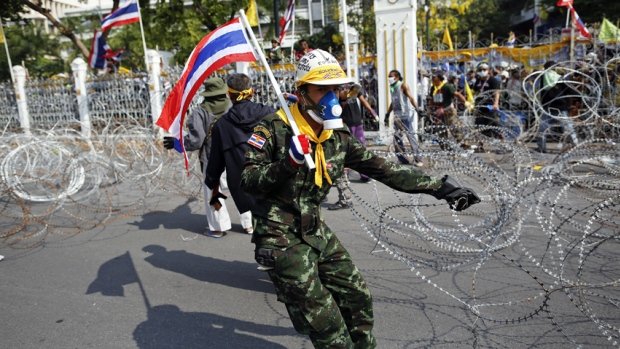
[442,27,453,51]
[247,0,259,27]
[600,18,620,44]
[0,25,5,45]
[464,80,474,104]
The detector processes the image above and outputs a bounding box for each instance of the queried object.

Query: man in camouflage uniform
[241,50,480,348]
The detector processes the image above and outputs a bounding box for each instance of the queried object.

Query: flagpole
[0,19,15,83]
[290,10,295,62]
[135,0,149,73]
[238,9,315,170]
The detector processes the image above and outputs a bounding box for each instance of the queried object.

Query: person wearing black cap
[163,78,233,237]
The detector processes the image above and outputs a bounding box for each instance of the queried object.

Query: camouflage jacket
[241,112,443,250]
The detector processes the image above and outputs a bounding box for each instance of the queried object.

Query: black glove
[209,192,227,207]
[163,136,175,149]
[384,112,390,127]
[432,175,481,211]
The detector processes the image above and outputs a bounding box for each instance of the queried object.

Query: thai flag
[88,30,109,69]
[156,17,256,170]
[570,7,591,38]
[556,0,573,7]
[101,0,140,32]
[278,0,295,44]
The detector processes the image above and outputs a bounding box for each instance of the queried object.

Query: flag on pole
[101,0,140,32]
[278,0,295,45]
[86,252,140,297]
[556,0,573,7]
[569,6,591,38]
[88,30,110,69]
[464,80,474,104]
[599,18,620,43]
[442,27,453,50]
[156,17,256,171]
[247,0,259,27]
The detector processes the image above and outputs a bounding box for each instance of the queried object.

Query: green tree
[0,23,66,80]
[348,0,375,54]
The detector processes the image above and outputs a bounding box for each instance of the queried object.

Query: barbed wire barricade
[0,55,618,347]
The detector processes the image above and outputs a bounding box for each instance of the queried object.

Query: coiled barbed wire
[0,57,619,347]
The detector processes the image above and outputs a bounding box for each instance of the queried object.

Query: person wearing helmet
[240,49,480,348]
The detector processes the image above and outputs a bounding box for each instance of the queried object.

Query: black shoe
[327,201,350,210]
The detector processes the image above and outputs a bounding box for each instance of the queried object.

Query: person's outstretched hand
[163,136,182,153]
[432,175,481,211]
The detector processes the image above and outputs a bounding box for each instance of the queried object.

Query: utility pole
[274,0,280,38]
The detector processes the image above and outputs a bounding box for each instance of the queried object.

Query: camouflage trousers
[260,221,376,348]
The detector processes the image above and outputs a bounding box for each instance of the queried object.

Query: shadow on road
[142,244,275,294]
[128,198,204,233]
[133,304,293,348]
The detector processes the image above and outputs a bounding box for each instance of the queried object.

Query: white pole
[147,49,163,134]
[0,19,15,83]
[341,0,351,77]
[409,1,418,144]
[13,66,30,135]
[239,10,315,169]
[565,5,571,28]
[135,0,149,73]
[71,58,91,138]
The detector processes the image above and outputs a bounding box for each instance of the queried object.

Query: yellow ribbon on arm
[276,105,333,187]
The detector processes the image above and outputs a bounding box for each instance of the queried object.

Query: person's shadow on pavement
[133,304,294,349]
[142,245,274,294]
[129,198,204,233]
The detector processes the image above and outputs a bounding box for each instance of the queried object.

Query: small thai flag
[570,7,591,39]
[248,133,266,149]
[156,17,256,171]
[101,0,140,32]
[88,30,109,69]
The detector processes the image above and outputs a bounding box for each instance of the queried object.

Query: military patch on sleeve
[253,125,272,139]
[248,133,266,149]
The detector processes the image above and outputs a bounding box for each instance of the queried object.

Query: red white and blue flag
[570,7,591,38]
[278,0,295,45]
[248,133,266,149]
[101,0,140,32]
[556,0,573,7]
[156,17,256,169]
[88,30,110,69]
